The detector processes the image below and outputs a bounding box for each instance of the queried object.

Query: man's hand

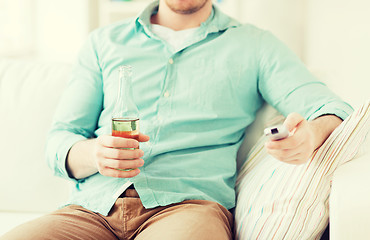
[67,133,150,179]
[265,113,342,165]
[93,134,149,178]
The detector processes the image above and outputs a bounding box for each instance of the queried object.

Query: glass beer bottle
[111,65,139,149]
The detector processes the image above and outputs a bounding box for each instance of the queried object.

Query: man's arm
[66,133,149,179]
[265,113,343,164]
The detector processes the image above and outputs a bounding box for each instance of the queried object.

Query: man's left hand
[265,112,342,165]
[265,113,315,164]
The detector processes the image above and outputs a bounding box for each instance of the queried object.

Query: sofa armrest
[330,136,370,239]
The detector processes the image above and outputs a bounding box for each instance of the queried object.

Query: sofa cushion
[235,101,370,239]
[0,59,72,213]
[329,133,370,239]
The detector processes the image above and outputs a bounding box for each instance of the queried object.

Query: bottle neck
[117,66,133,102]
[112,65,139,120]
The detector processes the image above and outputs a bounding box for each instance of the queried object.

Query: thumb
[284,112,306,133]
[138,132,150,142]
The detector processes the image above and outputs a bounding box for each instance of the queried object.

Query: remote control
[264,124,290,141]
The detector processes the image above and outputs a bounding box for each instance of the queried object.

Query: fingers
[265,130,305,150]
[95,150,145,177]
[96,148,145,178]
[98,146,144,160]
[98,157,144,173]
[99,134,139,148]
[98,133,150,149]
[99,168,141,179]
[266,113,315,165]
[265,143,312,165]
[94,134,149,178]
[265,132,312,164]
[138,133,150,142]
[284,112,305,132]
[265,147,304,163]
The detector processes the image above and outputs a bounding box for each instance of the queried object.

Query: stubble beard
[165,0,209,14]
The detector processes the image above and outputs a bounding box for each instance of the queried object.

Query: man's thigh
[135,200,234,240]
[0,205,119,240]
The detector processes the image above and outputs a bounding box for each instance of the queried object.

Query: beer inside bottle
[111,118,139,172]
[112,117,139,141]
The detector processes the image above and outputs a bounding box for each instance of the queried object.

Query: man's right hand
[66,133,150,179]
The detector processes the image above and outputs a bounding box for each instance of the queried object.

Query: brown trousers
[1,189,234,240]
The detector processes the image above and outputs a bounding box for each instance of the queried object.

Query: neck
[151,1,213,31]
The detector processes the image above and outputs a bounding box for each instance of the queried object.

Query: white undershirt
[151,24,199,51]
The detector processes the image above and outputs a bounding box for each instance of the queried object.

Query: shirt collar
[135,0,240,36]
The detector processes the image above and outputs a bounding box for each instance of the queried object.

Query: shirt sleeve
[45,31,103,182]
[257,31,353,121]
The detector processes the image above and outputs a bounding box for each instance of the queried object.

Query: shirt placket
[153,55,175,145]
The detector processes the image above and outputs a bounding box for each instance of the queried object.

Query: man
[1,0,352,239]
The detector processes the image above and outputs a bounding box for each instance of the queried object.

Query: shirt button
[164,91,170,98]
[168,58,174,64]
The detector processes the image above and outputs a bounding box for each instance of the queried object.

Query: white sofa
[0,58,369,238]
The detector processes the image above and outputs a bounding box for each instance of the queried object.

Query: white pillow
[235,101,370,240]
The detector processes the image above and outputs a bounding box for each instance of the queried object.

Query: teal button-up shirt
[46,2,353,216]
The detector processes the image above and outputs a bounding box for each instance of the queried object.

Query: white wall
[0,0,35,57]
[0,0,98,62]
[239,0,306,59]
[304,0,370,109]
[34,0,93,63]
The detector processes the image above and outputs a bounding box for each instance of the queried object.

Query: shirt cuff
[308,101,354,121]
[46,132,87,183]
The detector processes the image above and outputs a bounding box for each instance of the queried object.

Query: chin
[165,0,209,14]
